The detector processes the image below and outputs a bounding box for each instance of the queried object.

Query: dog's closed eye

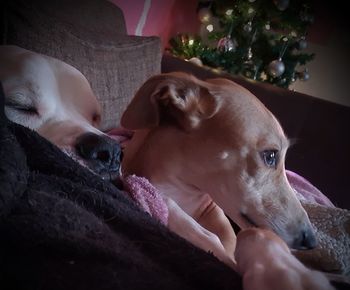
[261,150,279,168]
[5,101,38,115]
[6,104,38,115]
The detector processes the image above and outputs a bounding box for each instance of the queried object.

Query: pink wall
[110,0,336,48]
[110,0,200,49]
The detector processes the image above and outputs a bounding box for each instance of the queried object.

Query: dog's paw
[235,228,335,290]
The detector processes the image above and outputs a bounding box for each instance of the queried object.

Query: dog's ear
[121,73,220,130]
[121,74,167,130]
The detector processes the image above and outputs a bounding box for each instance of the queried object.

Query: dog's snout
[292,227,317,250]
[75,132,122,173]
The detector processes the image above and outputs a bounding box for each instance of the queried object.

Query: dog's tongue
[106,127,133,148]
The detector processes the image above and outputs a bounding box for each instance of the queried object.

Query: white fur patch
[219,151,229,160]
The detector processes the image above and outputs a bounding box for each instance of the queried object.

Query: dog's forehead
[202,80,288,149]
[1,52,60,112]
[1,46,101,135]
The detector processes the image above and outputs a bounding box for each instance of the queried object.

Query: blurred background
[110,0,350,107]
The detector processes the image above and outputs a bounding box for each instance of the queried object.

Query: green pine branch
[168,0,315,88]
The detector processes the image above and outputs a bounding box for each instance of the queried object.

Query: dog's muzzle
[75,132,122,182]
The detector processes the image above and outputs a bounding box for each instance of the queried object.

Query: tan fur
[122,72,316,268]
[235,228,334,290]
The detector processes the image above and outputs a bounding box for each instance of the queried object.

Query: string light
[206,24,214,32]
[248,7,255,14]
[225,9,233,16]
[170,0,315,88]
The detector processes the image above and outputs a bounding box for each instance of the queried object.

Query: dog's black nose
[293,227,317,250]
[75,132,122,175]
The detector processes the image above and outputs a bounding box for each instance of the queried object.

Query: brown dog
[121,72,316,267]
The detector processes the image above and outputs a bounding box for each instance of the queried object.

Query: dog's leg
[196,200,237,259]
[165,196,236,269]
[236,229,335,290]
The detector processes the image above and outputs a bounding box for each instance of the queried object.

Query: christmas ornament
[198,7,212,23]
[188,57,203,66]
[243,21,252,33]
[217,36,236,52]
[248,7,255,15]
[291,73,296,82]
[297,37,307,50]
[225,9,233,16]
[273,0,289,11]
[260,71,268,81]
[299,69,310,81]
[247,47,253,60]
[290,30,297,37]
[206,24,214,32]
[169,0,315,88]
[267,58,285,77]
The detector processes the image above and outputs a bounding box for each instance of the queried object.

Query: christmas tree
[168,0,315,88]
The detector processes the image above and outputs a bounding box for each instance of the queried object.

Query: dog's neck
[122,127,215,217]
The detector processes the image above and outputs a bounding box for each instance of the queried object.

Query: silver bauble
[267,59,285,77]
[247,47,253,60]
[297,38,307,50]
[217,36,236,52]
[243,21,252,33]
[300,69,310,81]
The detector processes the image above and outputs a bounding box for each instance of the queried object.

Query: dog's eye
[261,150,278,168]
[6,102,38,115]
[14,106,38,115]
[176,89,187,100]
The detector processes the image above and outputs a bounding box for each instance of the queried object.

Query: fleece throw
[0,84,348,289]
[0,99,241,289]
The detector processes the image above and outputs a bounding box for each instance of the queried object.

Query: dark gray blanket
[1,84,348,290]
[0,84,241,290]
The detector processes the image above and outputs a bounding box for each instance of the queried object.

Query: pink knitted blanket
[123,175,169,225]
[286,170,334,208]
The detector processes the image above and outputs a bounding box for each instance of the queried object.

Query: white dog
[0,45,122,181]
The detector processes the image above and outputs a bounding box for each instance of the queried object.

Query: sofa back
[1,0,161,130]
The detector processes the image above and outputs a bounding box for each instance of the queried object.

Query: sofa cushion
[1,0,161,130]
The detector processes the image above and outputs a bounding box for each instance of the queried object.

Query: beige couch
[1,0,161,131]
